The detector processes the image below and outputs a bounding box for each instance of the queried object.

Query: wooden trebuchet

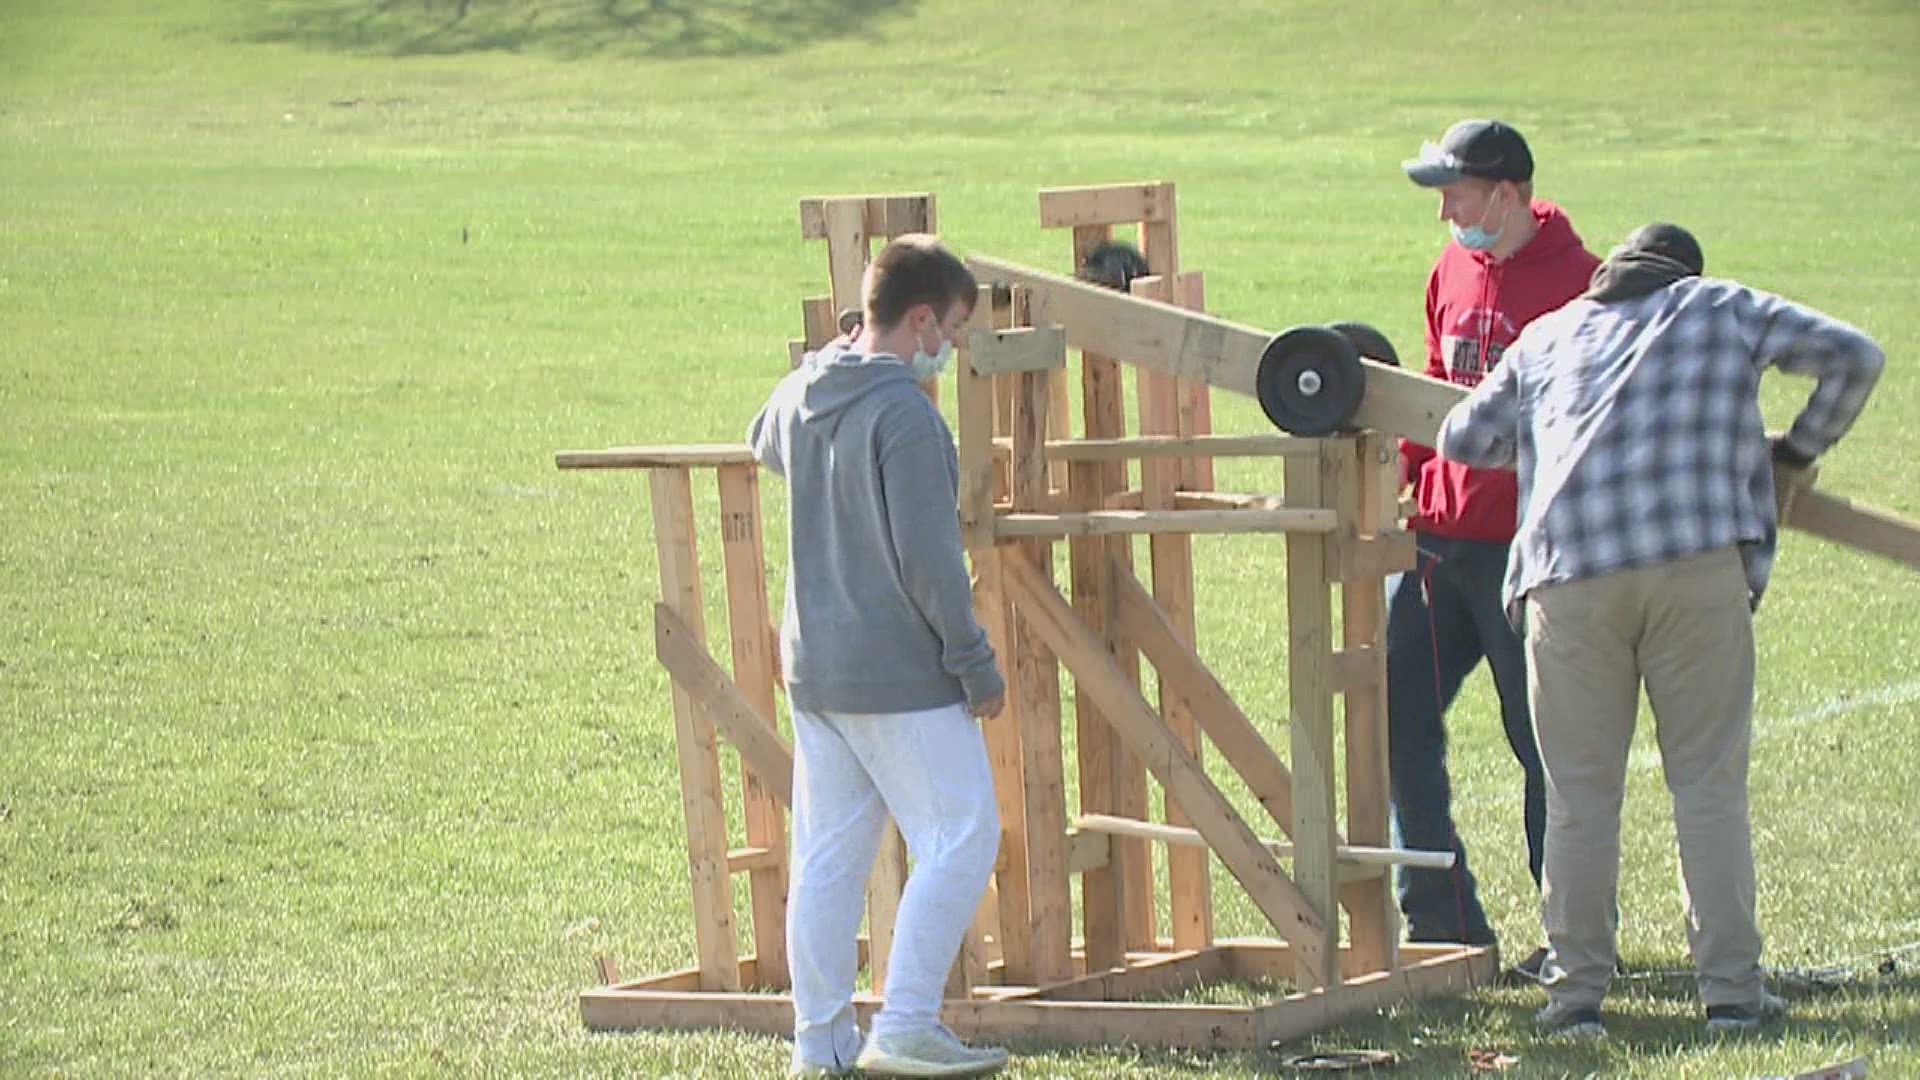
[964,254,1920,574]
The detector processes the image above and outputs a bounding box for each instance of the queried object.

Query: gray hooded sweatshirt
[747,342,1003,714]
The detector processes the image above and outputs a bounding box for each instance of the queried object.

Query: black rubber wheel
[1327,320,1400,368]
[1255,325,1366,436]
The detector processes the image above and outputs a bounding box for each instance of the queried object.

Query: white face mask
[909,317,953,383]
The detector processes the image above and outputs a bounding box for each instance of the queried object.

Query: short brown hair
[863,234,977,329]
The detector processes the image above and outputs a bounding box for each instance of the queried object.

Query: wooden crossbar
[1073,814,1454,873]
[557,445,756,470]
[995,508,1336,538]
[988,433,1318,462]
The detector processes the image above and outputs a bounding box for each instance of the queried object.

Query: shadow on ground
[240,0,913,60]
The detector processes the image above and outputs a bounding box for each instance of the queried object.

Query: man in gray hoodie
[749,234,1008,1079]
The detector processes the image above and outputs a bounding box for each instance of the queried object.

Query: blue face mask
[1450,187,1510,251]
[909,316,953,383]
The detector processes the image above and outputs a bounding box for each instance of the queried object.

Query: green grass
[3,0,1918,1075]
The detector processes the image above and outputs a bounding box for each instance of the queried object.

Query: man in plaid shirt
[1437,223,1884,1038]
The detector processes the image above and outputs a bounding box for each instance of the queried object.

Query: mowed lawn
[3,1,1917,1075]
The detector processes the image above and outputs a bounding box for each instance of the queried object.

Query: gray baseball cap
[1403,119,1535,187]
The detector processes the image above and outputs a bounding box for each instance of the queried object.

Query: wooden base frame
[580,942,1495,1052]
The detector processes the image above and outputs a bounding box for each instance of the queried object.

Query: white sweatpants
[786,702,1000,1067]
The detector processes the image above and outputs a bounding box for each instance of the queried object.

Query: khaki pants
[1525,546,1764,1010]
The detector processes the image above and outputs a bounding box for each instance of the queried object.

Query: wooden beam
[1037,182,1176,228]
[1285,448,1340,988]
[1133,272,1210,953]
[999,554,1333,980]
[801,295,837,353]
[1250,947,1498,1046]
[1787,488,1920,571]
[1017,948,1229,1003]
[964,256,1461,445]
[652,604,795,807]
[968,325,1068,375]
[799,192,935,240]
[558,445,756,470]
[1075,814,1454,873]
[1337,434,1398,974]
[1109,567,1302,840]
[989,432,1319,463]
[821,198,870,321]
[1010,367,1076,986]
[1173,271,1214,491]
[971,546,1034,985]
[726,846,782,874]
[1174,490,1286,511]
[995,508,1338,538]
[957,286,1000,549]
[715,463,790,989]
[647,469,740,992]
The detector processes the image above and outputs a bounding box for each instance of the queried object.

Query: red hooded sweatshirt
[1400,199,1599,542]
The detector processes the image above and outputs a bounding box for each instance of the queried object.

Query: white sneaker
[854,1025,1009,1078]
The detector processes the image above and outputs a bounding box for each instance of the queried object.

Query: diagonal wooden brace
[654,603,795,807]
[999,554,1336,987]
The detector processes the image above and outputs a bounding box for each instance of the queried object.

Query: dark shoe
[1505,946,1549,984]
[1705,990,1786,1034]
[1533,999,1605,1039]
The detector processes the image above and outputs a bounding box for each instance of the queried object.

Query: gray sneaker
[854,1025,1009,1078]
[1533,999,1605,1039]
[1705,990,1787,1034]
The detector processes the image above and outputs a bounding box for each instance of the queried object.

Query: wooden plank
[1174,491,1286,511]
[1787,488,1920,571]
[1284,447,1339,988]
[801,295,837,353]
[799,192,934,239]
[715,463,790,989]
[1337,435,1398,975]
[1173,271,1215,491]
[557,445,756,470]
[1010,368,1075,986]
[1075,814,1453,872]
[995,508,1338,538]
[989,432,1319,463]
[1132,270,1209,953]
[964,256,1462,444]
[968,325,1068,374]
[821,198,870,320]
[950,995,1257,1052]
[646,468,740,992]
[1330,530,1419,581]
[1069,217,1155,962]
[1037,181,1175,228]
[1251,947,1497,1046]
[726,846,781,874]
[999,554,1334,981]
[957,287,1000,550]
[1110,567,1301,839]
[653,604,795,807]
[972,547,1034,985]
[1021,948,1229,1003]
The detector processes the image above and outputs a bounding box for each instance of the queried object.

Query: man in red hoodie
[1389,120,1599,973]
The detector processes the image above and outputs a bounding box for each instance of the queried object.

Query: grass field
[3,1,1918,1076]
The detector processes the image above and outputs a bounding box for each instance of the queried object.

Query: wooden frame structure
[554,183,1508,1053]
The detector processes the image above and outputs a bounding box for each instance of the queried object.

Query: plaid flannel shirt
[1437,276,1884,623]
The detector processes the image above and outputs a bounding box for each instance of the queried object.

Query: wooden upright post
[714,464,790,989]
[1011,362,1075,987]
[1336,434,1400,975]
[1069,221,1155,966]
[959,292,1037,986]
[648,467,741,992]
[1130,273,1211,952]
[1284,444,1340,990]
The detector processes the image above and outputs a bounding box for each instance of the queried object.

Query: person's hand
[1769,434,1819,523]
[969,692,1006,719]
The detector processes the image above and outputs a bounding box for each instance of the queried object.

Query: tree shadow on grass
[240,0,914,61]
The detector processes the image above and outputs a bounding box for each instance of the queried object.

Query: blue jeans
[1385,532,1545,944]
